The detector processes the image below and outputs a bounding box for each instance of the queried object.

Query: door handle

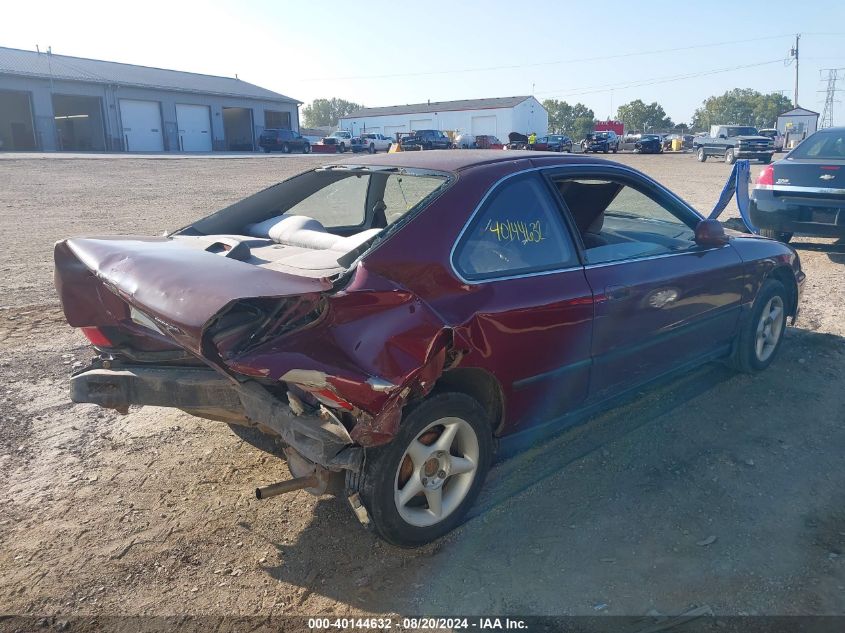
[605,285,631,302]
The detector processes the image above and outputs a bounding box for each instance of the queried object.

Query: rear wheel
[758,228,793,243]
[369,143,376,154]
[262,147,271,153]
[281,143,290,154]
[612,144,618,153]
[728,279,788,373]
[725,148,736,165]
[697,148,707,162]
[303,143,311,154]
[357,393,493,547]
[339,142,346,153]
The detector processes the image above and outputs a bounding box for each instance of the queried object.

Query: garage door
[471,115,497,137]
[384,125,405,141]
[410,119,434,131]
[120,99,164,152]
[176,104,212,152]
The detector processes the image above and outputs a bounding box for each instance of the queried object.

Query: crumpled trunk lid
[55,236,332,355]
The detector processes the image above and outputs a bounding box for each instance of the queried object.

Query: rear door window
[454,173,577,280]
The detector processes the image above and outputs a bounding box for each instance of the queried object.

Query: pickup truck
[357,133,392,153]
[694,125,774,164]
[321,130,354,153]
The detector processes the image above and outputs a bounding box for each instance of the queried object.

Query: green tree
[302,98,363,127]
[542,99,595,139]
[691,89,792,130]
[616,99,674,133]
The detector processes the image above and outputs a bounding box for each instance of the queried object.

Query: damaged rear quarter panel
[225,263,453,446]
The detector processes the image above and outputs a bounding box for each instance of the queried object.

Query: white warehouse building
[338,96,548,142]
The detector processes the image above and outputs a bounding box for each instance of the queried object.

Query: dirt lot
[0,152,843,621]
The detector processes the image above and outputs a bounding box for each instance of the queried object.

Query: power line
[302,34,795,82]
[536,59,786,100]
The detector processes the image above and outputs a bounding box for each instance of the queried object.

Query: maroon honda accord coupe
[55,150,805,545]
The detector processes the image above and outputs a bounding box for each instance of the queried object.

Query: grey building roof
[0,46,299,103]
[342,96,535,119]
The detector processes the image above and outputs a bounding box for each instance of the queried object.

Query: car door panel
[584,246,745,399]
[545,165,746,400]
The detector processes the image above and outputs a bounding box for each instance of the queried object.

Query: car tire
[612,144,618,153]
[339,143,345,153]
[262,147,271,153]
[356,392,493,547]
[758,228,793,243]
[697,148,707,162]
[369,143,376,154]
[281,143,290,154]
[303,143,311,154]
[761,154,773,164]
[728,278,788,373]
[725,148,736,165]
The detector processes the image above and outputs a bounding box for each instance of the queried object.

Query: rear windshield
[594,132,608,139]
[788,129,845,160]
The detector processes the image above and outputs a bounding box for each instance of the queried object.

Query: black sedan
[750,126,845,242]
[530,134,573,152]
[635,134,663,154]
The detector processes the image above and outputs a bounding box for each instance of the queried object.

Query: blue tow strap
[707,159,758,234]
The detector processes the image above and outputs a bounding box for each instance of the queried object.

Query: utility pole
[790,34,800,107]
[819,68,844,128]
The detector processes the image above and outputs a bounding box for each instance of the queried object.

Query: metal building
[0,46,300,152]
[338,96,548,141]
[776,107,820,150]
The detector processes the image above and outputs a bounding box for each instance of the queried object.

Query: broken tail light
[304,387,355,411]
[81,326,113,348]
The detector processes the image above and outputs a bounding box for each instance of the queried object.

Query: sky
[3,0,845,125]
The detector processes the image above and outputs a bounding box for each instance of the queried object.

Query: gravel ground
[0,152,843,621]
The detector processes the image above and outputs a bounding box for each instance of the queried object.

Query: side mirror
[695,219,729,246]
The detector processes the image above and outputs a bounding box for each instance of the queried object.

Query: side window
[554,177,697,265]
[382,174,444,225]
[455,174,576,280]
[286,174,370,227]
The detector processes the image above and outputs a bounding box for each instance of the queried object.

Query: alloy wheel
[755,295,784,362]
[393,417,479,528]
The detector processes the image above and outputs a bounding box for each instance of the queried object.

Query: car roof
[327,149,616,173]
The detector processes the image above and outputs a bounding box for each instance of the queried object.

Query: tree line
[303,90,794,136]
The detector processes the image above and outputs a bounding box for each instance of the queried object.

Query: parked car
[359,133,392,154]
[399,129,452,150]
[506,132,529,150]
[258,129,311,154]
[750,125,845,242]
[530,134,573,152]
[695,125,774,164]
[635,134,663,154]
[321,130,354,153]
[57,151,804,546]
[758,128,785,152]
[474,135,503,150]
[454,132,476,149]
[582,130,620,153]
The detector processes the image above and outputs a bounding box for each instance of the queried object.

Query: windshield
[726,126,758,136]
[788,129,845,160]
[594,132,608,139]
